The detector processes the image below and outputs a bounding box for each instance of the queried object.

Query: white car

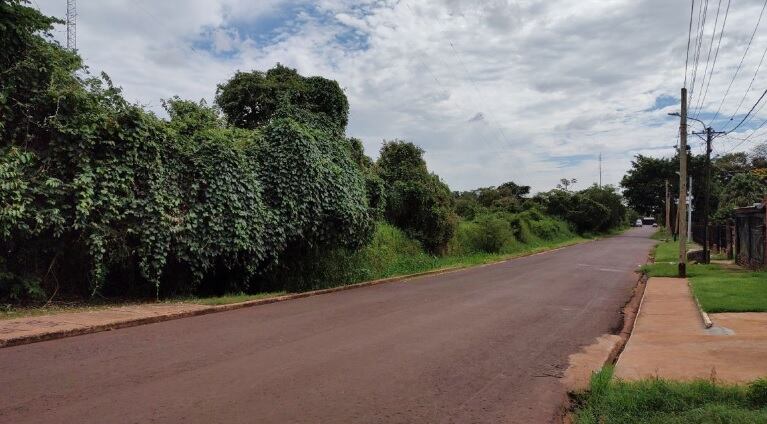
[635,219,643,227]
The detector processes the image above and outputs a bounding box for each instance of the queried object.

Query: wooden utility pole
[678,88,688,278]
[703,128,712,264]
[665,179,671,234]
[691,126,724,263]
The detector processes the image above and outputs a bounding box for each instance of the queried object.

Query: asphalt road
[0,227,655,424]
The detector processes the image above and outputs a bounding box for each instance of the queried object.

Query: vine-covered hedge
[0,1,374,301]
[1,1,630,303]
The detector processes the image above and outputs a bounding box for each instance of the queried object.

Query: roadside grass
[573,367,767,424]
[690,267,767,313]
[419,235,591,273]
[641,237,767,312]
[183,291,287,306]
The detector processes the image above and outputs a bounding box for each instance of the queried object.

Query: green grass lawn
[573,367,767,424]
[642,234,767,312]
[690,266,767,312]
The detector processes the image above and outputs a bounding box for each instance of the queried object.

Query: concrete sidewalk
[0,303,211,347]
[615,277,767,383]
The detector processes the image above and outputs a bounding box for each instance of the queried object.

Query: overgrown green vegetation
[642,234,767,312]
[574,367,767,424]
[0,1,630,307]
[621,149,767,227]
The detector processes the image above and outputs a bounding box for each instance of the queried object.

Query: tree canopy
[215,64,349,134]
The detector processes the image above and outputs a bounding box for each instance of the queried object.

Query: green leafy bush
[747,379,767,407]
[465,214,515,253]
[377,140,457,253]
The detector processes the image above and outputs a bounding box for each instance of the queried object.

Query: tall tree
[620,155,677,217]
[215,64,349,134]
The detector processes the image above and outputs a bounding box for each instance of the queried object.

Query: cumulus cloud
[34,0,767,192]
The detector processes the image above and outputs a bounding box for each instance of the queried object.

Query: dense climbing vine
[0,1,375,301]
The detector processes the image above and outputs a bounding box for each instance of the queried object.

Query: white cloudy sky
[34,0,767,192]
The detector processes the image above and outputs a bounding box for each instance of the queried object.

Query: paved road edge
[1,238,597,349]
[561,272,649,424]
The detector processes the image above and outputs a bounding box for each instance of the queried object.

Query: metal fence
[691,222,730,254]
[734,205,766,269]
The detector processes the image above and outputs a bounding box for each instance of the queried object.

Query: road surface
[0,227,655,423]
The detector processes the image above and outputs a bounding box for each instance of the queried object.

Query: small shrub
[449,220,481,255]
[517,218,535,243]
[471,214,514,253]
[377,141,457,253]
[747,379,767,407]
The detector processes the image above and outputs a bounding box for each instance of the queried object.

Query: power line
[708,0,767,126]
[399,2,500,147]
[692,0,727,119]
[721,111,767,153]
[694,0,730,120]
[684,0,696,88]
[403,2,512,147]
[447,41,512,146]
[725,88,767,133]
[728,43,767,121]
[688,0,710,105]
[683,0,695,88]
[721,133,762,153]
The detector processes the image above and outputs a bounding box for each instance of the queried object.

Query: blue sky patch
[647,94,677,111]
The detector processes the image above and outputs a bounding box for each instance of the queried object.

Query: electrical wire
[725,88,767,134]
[692,0,726,119]
[728,45,767,122]
[684,0,697,88]
[447,41,512,145]
[689,0,710,105]
[708,0,767,126]
[401,2,503,147]
[694,0,730,120]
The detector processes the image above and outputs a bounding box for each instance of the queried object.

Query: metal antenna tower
[66,0,77,50]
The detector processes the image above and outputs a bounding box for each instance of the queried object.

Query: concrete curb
[1,238,596,349]
[561,271,649,423]
[612,273,649,366]
[0,266,460,349]
[687,280,714,329]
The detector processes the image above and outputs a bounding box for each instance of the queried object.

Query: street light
[668,112,721,264]
[668,112,706,129]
